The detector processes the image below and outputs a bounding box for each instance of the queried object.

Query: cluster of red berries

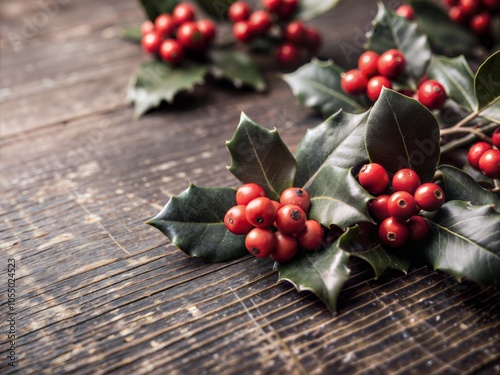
[140,3,216,65]
[228,0,321,67]
[467,128,500,179]
[224,183,324,263]
[443,0,500,38]
[358,164,446,248]
[341,49,448,110]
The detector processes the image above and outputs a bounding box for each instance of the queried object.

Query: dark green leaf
[194,0,236,20]
[422,201,500,287]
[427,55,476,113]
[283,59,369,118]
[439,165,500,209]
[226,113,297,201]
[366,2,431,86]
[210,49,266,92]
[140,0,179,21]
[411,0,478,56]
[305,165,373,230]
[294,0,341,21]
[146,184,247,262]
[121,26,142,43]
[294,110,370,187]
[127,61,208,118]
[365,88,440,182]
[474,51,500,122]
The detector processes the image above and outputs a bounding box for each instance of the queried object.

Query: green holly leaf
[438,165,500,209]
[410,0,478,56]
[294,0,341,21]
[193,0,236,20]
[210,49,266,92]
[121,26,142,43]
[365,88,440,182]
[294,110,370,187]
[226,113,297,201]
[427,55,476,113]
[283,59,369,118]
[127,61,208,118]
[474,51,500,122]
[140,0,179,21]
[146,184,247,262]
[277,225,408,313]
[366,2,431,86]
[422,201,500,287]
[305,165,373,230]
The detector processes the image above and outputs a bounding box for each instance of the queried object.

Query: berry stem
[441,125,493,142]
[448,110,480,130]
[440,122,499,154]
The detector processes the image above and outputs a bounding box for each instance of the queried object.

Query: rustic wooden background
[1,0,499,374]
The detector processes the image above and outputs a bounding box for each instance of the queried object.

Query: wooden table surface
[1,0,499,374]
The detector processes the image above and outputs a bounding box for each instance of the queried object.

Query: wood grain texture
[1,0,499,374]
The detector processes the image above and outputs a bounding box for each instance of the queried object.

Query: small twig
[441,126,493,142]
[441,122,499,154]
[448,110,479,130]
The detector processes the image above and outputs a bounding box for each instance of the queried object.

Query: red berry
[276,0,298,19]
[392,168,421,195]
[245,228,276,258]
[414,183,445,211]
[141,31,162,54]
[417,80,447,110]
[408,215,430,241]
[272,200,283,214]
[459,0,481,17]
[224,205,254,235]
[285,21,307,45]
[248,10,272,35]
[396,5,415,20]
[449,6,468,23]
[197,19,216,44]
[358,163,390,195]
[368,194,391,223]
[366,75,392,102]
[172,3,196,26]
[280,187,311,213]
[233,21,253,42]
[478,149,500,179]
[160,39,184,65]
[379,217,409,248]
[141,20,154,35]
[271,231,299,263]
[176,22,205,50]
[154,14,176,39]
[470,12,491,35]
[305,27,322,51]
[277,43,301,68]
[236,183,266,205]
[245,197,276,228]
[492,128,500,148]
[468,141,492,169]
[377,49,406,78]
[297,220,324,251]
[341,69,368,95]
[358,51,380,78]
[388,191,418,222]
[275,204,307,235]
[263,0,283,13]
[229,1,251,22]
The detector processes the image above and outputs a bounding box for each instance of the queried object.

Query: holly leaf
[427,55,476,113]
[422,201,500,287]
[127,61,208,118]
[140,0,179,21]
[365,88,440,182]
[366,2,431,86]
[277,225,408,313]
[283,59,369,118]
[210,49,266,92]
[410,0,478,56]
[146,184,247,262]
[305,165,373,230]
[294,110,370,187]
[226,113,297,201]
[438,165,500,209]
[193,0,236,20]
[294,0,341,21]
[474,51,500,122]
[121,26,142,43]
